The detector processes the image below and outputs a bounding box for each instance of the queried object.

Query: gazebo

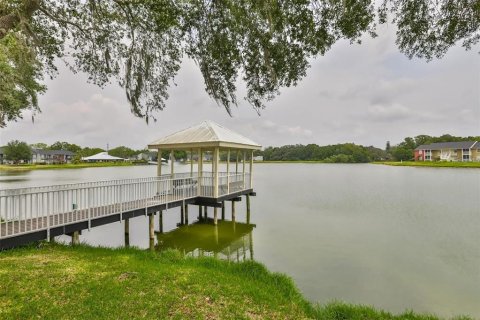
[148,120,261,225]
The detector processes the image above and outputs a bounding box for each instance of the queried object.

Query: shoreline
[372,161,480,168]
[2,160,479,171]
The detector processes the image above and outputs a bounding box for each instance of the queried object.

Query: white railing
[0,172,251,240]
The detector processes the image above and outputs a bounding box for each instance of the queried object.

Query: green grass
[0,244,471,319]
[373,161,480,168]
[0,162,138,171]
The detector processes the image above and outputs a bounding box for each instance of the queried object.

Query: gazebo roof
[148,121,261,150]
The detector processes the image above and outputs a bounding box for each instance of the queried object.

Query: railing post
[120,184,123,222]
[88,188,91,230]
[46,193,50,242]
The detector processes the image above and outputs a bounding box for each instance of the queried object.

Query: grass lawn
[0,244,470,319]
[0,162,138,171]
[373,161,480,168]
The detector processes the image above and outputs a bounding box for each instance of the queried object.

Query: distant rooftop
[32,149,75,156]
[415,141,478,150]
[82,152,124,161]
[148,121,261,150]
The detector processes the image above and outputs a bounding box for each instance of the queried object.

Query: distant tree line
[3,134,478,164]
[260,143,386,163]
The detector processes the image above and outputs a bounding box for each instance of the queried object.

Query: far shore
[0,162,141,171]
[2,160,479,171]
[373,161,480,168]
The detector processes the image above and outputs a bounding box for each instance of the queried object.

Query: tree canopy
[3,140,32,163]
[0,0,478,127]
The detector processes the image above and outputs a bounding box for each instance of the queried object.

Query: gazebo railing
[0,172,251,239]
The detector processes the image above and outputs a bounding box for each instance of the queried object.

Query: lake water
[1,164,479,318]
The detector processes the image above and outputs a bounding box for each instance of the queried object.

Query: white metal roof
[148,121,261,150]
[82,152,125,161]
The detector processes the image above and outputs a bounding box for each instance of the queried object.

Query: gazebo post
[213,147,219,225]
[156,148,162,198]
[227,149,230,194]
[157,148,162,176]
[198,148,203,196]
[249,150,253,188]
[236,151,239,174]
[190,148,193,176]
[242,150,246,189]
[170,150,175,199]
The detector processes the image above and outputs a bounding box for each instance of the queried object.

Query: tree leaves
[0,0,478,127]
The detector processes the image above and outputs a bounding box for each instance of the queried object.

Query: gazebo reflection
[156,220,255,261]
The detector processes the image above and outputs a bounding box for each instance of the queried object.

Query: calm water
[1,164,479,318]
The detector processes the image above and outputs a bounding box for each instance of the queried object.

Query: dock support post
[180,205,185,225]
[214,207,218,225]
[71,231,80,246]
[249,232,254,260]
[232,201,236,222]
[198,206,203,221]
[185,205,189,225]
[221,201,225,220]
[204,206,208,220]
[246,195,251,224]
[159,210,163,233]
[149,214,154,251]
[124,218,130,247]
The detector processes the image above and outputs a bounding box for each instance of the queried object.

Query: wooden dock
[0,172,254,249]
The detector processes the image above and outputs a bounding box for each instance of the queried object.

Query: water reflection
[0,170,32,185]
[156,220,254,261]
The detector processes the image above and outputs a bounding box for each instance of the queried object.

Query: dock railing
[0,172,250,240]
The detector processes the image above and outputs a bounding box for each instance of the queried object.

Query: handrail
[0,172,251,240]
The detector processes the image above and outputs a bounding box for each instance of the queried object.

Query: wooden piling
[249,231,254,260]
[246,195,251,224]
[159,211,163,233]
[180,205,185,225]
[198,206,203,220]
[232,201,236,222]
[185,205,189,224]
[71,231,80,246]
[221,201,225,220]
[149,214,155,251]
[214,207,218,225]
[204,206,208,220]
[124,218,130,247]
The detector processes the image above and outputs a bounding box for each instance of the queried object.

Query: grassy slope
[373,161,480,168]
[0,244,313,319]
[0,244,470,320]
[0,162,137,171]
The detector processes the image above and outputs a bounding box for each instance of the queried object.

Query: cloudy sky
[1,24,479,150]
